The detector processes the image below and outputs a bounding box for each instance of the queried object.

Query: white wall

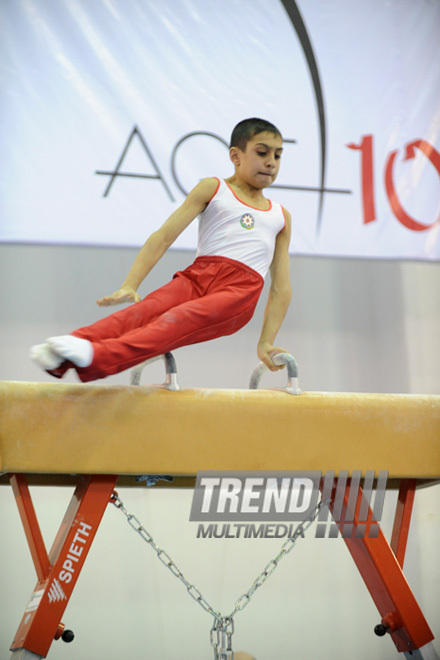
[1,244,439,659]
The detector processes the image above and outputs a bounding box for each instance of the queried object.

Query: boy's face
[232,131,283,189]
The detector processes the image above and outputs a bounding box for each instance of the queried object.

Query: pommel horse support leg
[322,476,439,660]
[8,473,118,659]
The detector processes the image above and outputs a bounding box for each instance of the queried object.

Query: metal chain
[211,617,234,660]
[111,493,222,619]
[111,491,324,624]
[226,501,323,619]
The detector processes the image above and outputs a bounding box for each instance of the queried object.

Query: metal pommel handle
[249,352,300,395]
[130,352,180,390]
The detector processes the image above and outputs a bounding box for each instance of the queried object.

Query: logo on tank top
[240,213,255,230]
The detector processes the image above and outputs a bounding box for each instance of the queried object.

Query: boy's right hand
[96,288,141,307]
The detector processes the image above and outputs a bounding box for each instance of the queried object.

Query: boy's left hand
[96,287,141,307]
[258,343,290,372]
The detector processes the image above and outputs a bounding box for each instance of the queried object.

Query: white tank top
[196,178,286,278]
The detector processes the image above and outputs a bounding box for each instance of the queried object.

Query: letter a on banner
[96,126,175,201]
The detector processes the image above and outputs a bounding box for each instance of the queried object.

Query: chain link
[111,491,324,624]
[210,616,234,659]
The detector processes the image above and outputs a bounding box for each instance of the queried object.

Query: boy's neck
[226,176,268,204]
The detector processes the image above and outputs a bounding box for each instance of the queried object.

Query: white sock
[30,343,64,370]
[47,335,94,368]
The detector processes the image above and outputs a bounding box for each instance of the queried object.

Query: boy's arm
[257,209,292,371]
[97,178,218,306]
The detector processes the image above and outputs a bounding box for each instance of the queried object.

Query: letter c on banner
[385,139,440,232]
[171,131,229,196]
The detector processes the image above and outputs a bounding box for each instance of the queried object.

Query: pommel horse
[1,353,439,659]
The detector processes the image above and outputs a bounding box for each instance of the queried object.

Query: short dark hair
[230,118,282,150]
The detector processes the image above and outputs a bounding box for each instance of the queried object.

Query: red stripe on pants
[50,257,264,382]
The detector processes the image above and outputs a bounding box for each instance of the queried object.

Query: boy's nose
[265,154,276,168]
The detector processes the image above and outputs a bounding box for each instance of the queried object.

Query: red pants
[49,257,264,382]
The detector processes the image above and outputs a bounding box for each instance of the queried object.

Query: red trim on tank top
[206,177,221,203]
[224,180,272,211]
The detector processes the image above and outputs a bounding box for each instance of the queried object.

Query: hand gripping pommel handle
[130,352,180,390]
[249,352,301,395]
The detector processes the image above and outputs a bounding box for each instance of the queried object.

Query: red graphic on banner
[385,139,440,232]
[349,135,440,232]
[347,135,376,225]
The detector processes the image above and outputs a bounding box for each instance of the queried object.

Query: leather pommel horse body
[1,381,439,659]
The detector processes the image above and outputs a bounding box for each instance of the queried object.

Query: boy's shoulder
[191,177,220,195]
[193,177,221,202]
[184,177,221,213]
[200,176,221,189]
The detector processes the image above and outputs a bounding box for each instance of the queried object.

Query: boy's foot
[47,335,94,368]
[30,343,64,370]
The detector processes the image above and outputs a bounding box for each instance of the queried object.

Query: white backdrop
[1,3,440,658]
[1,0,440,258]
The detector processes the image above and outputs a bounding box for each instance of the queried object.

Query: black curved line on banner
[280,0,326,236]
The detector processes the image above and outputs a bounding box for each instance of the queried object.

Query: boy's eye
[256,150,282,159]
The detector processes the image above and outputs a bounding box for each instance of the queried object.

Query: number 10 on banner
[347,135,440,232]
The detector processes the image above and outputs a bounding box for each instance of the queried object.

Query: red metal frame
[390,478,417,568]
[8,473,435,658]
[321,478,434,654]
[9,473,118,658]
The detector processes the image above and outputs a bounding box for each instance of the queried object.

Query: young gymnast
[30,118,292,382]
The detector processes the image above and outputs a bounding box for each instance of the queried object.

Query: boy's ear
[229,146,241,166]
